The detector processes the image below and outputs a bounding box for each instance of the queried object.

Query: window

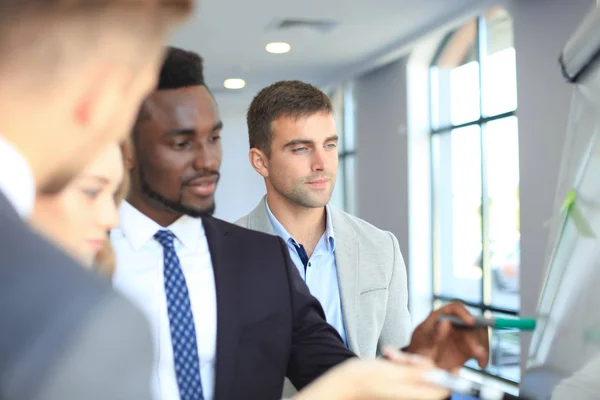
[329,83,357,214]
[429,8,520,382]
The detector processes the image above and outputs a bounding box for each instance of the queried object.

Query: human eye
[172,140,193,150]
[81,187,101,199]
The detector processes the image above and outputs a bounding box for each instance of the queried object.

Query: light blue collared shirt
[266,201,348,346]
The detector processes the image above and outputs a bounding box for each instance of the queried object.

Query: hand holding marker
[420,314,536,399]
[438,315,537,331]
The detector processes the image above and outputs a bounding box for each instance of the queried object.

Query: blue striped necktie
[154,229,204,400]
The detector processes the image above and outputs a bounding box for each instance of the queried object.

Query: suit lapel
[202,217,238,400]
[330,208,360,354]
[246,196,275,235]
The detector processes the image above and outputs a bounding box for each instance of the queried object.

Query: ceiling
[170,0,485,105]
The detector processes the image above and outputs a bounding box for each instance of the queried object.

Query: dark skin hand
[403,302,490,371]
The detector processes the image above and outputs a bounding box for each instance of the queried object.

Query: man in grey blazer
[237,80,411,358]
[236,81,490,394]
[0,1,192,398]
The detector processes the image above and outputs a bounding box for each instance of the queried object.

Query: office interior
[169,0,596,395]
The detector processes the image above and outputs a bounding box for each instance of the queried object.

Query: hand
[404,302,489,371]
[292,351,450,400]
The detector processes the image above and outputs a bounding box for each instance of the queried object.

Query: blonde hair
[94,138,132,277]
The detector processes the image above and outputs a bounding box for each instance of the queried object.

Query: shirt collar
[265,199,335,252]
[0,135,35,218]
[117,200,204,251]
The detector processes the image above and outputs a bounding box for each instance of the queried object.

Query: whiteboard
[521,6,600,398]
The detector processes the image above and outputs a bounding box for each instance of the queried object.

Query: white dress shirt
[111,201,217,400]
[0,135,35,218]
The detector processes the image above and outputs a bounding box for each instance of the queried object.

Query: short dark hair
[134,46,206,139]
[247,80,332,156]
[158,46,205,90]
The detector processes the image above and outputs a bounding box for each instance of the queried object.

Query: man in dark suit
[112,47,488,400]
[111,46,353,400]
[0,1,193,399]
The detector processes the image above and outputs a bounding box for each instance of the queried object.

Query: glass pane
[330,85,345,153]
[432,125,482,304]
[431,19,481,128]
[488,312,521,382]
[330,154,345,211]
[484,117,520,311]
[344,155,357,215]
[330,169,345,211]
[450,60,481,125]
[482,8,517,116]
[343,83,356,152]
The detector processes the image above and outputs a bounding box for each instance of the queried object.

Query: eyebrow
[213,121,224,132]
[165,120,224,137]
[283,135,339,149]
[77,175,110,185]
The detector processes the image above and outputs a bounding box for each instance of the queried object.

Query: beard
[139,166,216,218]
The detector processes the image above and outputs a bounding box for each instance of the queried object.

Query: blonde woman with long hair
[32,140,131,275]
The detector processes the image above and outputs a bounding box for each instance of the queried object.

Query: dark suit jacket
[202,216,355,400]
[0,192,153,399]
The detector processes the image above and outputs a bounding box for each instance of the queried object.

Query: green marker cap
[495,317,536,331]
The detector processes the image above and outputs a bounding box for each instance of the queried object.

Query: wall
[353,59,411,301]
[212,95,266,222]
[505,0,595,373]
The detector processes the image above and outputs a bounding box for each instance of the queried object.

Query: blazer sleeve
[34,292,153,400]
[279,237,355,390]
[377,232,412,353]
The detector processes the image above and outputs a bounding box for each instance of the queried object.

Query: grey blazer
[235,196,412,358]
[0,192,153,399]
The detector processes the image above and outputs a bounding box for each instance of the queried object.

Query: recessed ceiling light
[266,42,291,54]
[224,78,246,90]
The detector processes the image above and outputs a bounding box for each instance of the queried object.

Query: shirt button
[308,262,311,267]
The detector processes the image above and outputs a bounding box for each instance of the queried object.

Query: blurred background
[168,0,594,390]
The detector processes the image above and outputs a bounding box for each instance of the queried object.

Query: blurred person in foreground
[292,347,451,400]
[0,1,193,399]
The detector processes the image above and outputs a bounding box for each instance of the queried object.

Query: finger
[419,301,462,331]
[478,326,490,350]
[378,364,451,399]
[433,328,474,371]
[434,319,452,344]
[447,335,475,369]
[382,347,410,363]
[478,329,490,367]
[458,330,489,367]
[439,302,476,325]
[382,383,451,400]
[383,347,435,368]
[406,353,436,368]
[417,309,441,332]
[430,320,452,364]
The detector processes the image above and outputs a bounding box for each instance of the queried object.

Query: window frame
[330,83,357,213]
[428,12,520,383]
